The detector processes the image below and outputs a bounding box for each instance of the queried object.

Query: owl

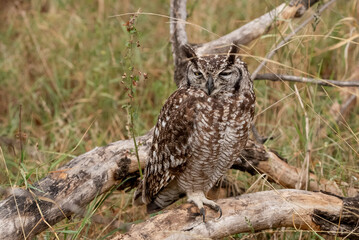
[134,44,255,221]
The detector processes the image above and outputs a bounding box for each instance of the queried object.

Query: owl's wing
[142,87,198,204]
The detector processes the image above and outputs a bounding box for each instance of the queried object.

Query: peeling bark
[0,133,153,240]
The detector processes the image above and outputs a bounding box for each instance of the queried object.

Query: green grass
[0,0,359,239]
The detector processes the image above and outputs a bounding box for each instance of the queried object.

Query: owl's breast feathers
[139,86,255,204]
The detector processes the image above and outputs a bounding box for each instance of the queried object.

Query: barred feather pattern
[134,45,255,213]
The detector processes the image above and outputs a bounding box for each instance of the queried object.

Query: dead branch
[0,133,152,240]
[196,0,321,55]
[254,73,359,87]
[0,133,350,239]
[171,0,323,86]
[115,190,359,240]
[251,0,337,79]
[234,141,346,196]
[170,0,188,87]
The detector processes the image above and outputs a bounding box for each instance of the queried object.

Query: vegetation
[0,0,358,239]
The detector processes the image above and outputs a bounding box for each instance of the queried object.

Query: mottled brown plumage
[134,44,255,221]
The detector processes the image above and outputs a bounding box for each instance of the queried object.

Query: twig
[251,0,338,79]
[254,73,359,87]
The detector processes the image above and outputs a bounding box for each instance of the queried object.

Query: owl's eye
[193,71,203,77]
[219,70,233,78]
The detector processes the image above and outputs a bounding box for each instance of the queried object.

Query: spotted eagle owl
[134,44,255,221]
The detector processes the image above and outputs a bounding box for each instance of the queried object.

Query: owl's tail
[133,179,185,213]
[146,182,186,214]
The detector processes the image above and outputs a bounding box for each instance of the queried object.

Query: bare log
[0,133,349,239]
[233,140,346,197]
[0,133,153,240]
[115,190,359,240]
[255,152,345,196]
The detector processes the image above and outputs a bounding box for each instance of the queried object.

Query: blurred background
[0,0,358,238]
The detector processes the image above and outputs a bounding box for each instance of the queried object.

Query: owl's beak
[206,76,214,95]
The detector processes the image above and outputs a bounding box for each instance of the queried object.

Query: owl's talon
[205,203,222,220]
[215,205,222,220]
[199,207,206,222]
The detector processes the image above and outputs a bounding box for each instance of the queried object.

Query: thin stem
[254,73,359,87]
[18,105,23,165]
[123,12,143,179]
[130,106,143,178]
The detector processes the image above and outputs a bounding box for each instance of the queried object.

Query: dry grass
[0,0,358,239]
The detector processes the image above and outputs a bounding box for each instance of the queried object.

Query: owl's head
[181,44,252,96]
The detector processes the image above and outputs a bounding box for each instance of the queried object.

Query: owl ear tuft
[226,44,239,64]
[181,44,197,61]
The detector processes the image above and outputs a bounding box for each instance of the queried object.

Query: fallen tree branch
[115,190,359,240]
[172,0,323,86]
[234,141,346,196]
[251,0,337,79]
[0,133,153,240]
[254,73,359,87]
[196,0,321,55]
[0,133,350,239]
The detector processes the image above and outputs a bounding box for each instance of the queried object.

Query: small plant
[121,11,147,179]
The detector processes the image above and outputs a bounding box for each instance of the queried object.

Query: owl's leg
[187,191,222,222]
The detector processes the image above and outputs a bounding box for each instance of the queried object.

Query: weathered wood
[195,0,320,55]
[313,194,359,239]
[251,0,337,79]
[172,0,322,87]
[232,140,346,196]
[0,134,348,239]
[115,190,359,240]
[255,152,345,196]
[0,133,153,240]
[170,0,189,87]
